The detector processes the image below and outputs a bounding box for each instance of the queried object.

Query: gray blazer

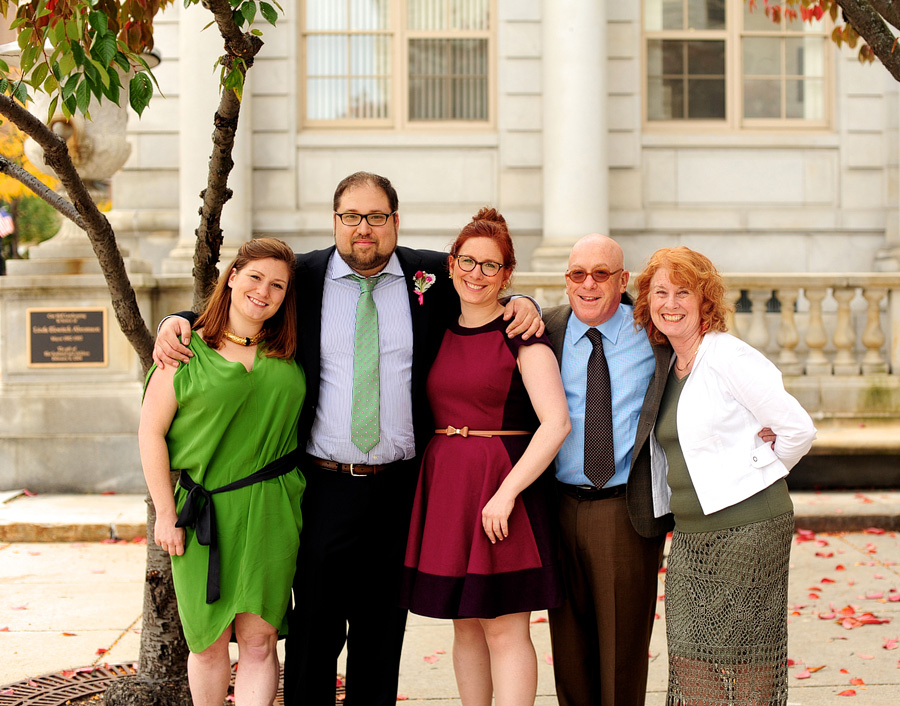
[544,304,675,539]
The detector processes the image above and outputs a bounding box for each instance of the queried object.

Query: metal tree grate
[0,665,347,705]
[0,664,137,706]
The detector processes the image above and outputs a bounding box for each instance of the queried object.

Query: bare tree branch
[837,0,900,82]
[889,0,900,28]
[202,0,262,58]
[0,156,87,228]
[869,0,900,28]
[0,94,155,371]
[190,2,264,311]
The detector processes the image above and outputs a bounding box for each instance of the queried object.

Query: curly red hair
[633,247,730,346]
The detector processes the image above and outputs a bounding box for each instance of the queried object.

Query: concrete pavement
[0,490,899,704]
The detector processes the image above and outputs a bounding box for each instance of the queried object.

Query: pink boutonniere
[413,270,436,305]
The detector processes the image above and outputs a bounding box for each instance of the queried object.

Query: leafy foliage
[13,190,60,244]
[0,119,57,201]
[0,0,177,118]
[752,1,882,68]
[0,0,283,121]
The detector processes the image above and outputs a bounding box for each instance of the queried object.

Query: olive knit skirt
[665,511,793,706]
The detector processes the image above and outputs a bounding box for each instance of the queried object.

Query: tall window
[644,0,829,128]
[302,0,493,128]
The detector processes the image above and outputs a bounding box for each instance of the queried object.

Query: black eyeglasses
[565,268,623,284]
[335,211,396,227]
[455,255,506,277]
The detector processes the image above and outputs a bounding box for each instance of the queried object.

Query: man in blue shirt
[543,233,673,706]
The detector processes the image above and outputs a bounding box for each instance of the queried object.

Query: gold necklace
[223,328,266,346]
[674,340,701,373]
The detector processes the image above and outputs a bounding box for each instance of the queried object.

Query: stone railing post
[775,288,802,375]
[746,289,772,352]
[832,287,859,375]
[889,288,900,373]
[861,287,888,374]
[804,287,831,375]
[724,287,742,339]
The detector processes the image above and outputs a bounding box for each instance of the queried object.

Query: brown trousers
[549,492,665,706]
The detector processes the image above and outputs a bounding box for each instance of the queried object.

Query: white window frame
[642,0,832,132]
[300,0,497,131]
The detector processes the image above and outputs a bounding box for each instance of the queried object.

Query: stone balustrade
[514,272,900,421]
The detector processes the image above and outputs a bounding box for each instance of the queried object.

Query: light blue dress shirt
[306,251,416,464]
[555,303,655,487]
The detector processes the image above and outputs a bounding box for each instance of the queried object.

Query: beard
[336,238,394,275]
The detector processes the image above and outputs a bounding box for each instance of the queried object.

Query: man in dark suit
[542,233,673,706]
[153,172,541,705]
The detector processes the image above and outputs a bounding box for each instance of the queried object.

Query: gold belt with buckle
[434,425,531,438]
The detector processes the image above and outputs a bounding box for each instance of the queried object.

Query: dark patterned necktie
[584,328,615,488]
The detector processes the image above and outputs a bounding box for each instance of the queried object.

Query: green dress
[154,335,306,653]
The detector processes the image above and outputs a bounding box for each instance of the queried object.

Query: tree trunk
[837,0,900,82]
[105,476,192,706]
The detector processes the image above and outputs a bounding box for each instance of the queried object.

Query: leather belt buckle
[349,464,367,477]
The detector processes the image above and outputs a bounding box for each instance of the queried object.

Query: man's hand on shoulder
[153,316,194,370]
[503,296,545,340]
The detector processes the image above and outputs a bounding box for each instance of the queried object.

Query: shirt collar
[327,250,404,282]
[566,302,631,346]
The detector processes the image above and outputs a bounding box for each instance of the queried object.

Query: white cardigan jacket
[650,331,817,517]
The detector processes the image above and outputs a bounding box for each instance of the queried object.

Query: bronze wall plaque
[27,307,109,368]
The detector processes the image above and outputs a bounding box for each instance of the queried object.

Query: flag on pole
[0,207,14,238]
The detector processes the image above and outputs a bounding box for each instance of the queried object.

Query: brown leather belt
[435,425,531,438]
[306,455,397,477]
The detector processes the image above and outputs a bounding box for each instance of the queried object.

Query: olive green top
[656,367,792,534]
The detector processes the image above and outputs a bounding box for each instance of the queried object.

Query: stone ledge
[806,420,900,455]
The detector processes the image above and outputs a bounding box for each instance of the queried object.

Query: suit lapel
[295,247,332,397]
[630,341,671,473]
[543,305,572,367]
[395,247,430,367]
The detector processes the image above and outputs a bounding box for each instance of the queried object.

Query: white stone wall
[107,2,899,274]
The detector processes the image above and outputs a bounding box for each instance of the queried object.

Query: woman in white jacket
[633,247,816,706]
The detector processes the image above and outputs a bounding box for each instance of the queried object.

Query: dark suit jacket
[293,246,459,456]
[543,303,674,539]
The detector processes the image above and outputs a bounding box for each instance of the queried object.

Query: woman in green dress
[139,238,305,706]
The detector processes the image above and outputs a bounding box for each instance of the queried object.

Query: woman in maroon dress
[401,208,570,706]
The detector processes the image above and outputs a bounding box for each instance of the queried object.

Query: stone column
[530,0,608,272]
[162,5,253,273]
[874,84,900,271]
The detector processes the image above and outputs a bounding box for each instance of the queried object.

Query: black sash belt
[175,451,298,604]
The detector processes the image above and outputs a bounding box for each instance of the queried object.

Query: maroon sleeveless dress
[400,315,563,619]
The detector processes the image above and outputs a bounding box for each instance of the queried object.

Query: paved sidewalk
[1,490,899,704]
